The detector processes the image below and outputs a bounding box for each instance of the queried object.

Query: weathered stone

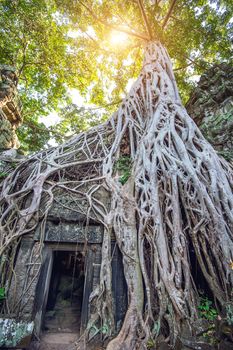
[0,318,33,348]
[0,118,17,149]
[0,65,24,181]
[181,338,214,350]
[192,319,212,336]
[34,221,103,243]
[157,341,170,350]
[7,237,42,319]
[218,340,233,350]
[186,63,233,162]
[0,149,24,181]
[0,65,22,151]
[47,187,110,223]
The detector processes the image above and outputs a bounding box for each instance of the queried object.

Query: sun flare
[109,30,128,46]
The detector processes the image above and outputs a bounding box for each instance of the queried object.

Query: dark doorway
[43,250,85,333]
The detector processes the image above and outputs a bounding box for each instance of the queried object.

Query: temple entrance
[43,250,85,333]
[33,241,103,337]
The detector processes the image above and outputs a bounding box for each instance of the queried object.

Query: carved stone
[34,221,103,244]
[0,65,24,180]
[186,63,233,162]
[0,65,22,150]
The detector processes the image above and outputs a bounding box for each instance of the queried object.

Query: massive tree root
[0,42,233,349]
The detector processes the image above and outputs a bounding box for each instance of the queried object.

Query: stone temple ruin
[0,62,233,349]
[0,65,23,178]
[186,63,233,163]
[1,186,128,347]
[0,66,127,348]
[0,64,21,150]
[1,185,127,348]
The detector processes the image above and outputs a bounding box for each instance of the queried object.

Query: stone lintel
[34,220,103,244]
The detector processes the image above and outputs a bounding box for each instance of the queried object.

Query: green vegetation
[0,172,8,179]
[200,110,233,161]
[0,0,232,151]
[198,296,218,321]
[51,105,109,144]
[115,156,132,185]
[0,3,233,348]
[0,287,5,301]
[147,338,156,349]
[88,322,111,339]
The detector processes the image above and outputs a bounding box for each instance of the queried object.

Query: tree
[1,0,232,151]
[0,0,102,151]
[0,1,233,350]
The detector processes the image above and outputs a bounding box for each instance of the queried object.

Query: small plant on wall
[114,156,132,185]
[0,287,5,306]
[198,296,218,321]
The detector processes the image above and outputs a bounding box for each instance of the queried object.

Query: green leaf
[1,0,232,151]
[0,287,5,300]
[0,172,8,179]
[198,296,218,321]
[101,323,109,335]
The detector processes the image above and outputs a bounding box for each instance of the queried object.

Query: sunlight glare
[110,31,128,46]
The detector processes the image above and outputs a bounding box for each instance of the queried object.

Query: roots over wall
[0,42,233,349]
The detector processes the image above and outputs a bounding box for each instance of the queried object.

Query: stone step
[53,308,80,313]
[41,332,78,344]
[49,305,80,311]
[29,332,105,350]
[44,321,80,330]
[44,320,80,327]
[45,309,80,319]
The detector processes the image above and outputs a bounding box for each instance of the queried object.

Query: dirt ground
[28,332,105,350]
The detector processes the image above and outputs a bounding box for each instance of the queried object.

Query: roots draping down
[0,42,233,349]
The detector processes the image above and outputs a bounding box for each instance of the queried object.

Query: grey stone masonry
[34,221,103,244]
[7,235,42,321]
[0,65,24,181]
[186,63,233,162]
[0,65,22,150]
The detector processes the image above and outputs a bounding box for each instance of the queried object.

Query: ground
[29,332,105,350]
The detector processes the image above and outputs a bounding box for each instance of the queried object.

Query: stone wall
[0,65,23,178]
[0,65,22,150]
[186,63,233,162]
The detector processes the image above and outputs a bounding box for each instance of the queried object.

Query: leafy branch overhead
[1,41,233,349]
[0,0,232,150]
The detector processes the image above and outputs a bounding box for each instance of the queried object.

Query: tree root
[0,41,233,349]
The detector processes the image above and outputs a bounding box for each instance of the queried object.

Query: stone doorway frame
[33,242,101,338]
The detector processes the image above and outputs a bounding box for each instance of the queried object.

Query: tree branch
[137,0,153,40]
[162,0,178,29]
[79,1,150,41]
[18,33,28,80]
[173,62,193,71]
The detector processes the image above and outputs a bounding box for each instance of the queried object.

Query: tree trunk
[105,41,233,348]
[0,42,233,349]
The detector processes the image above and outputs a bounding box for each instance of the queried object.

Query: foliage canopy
[0,0,232,150]
[1,3,233,348]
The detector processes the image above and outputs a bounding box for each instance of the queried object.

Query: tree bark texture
[0,42,233,349]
